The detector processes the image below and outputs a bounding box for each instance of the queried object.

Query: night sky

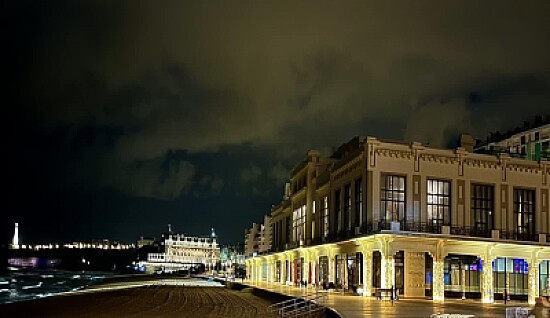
[3,1,550,245]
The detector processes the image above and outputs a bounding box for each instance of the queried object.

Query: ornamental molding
[506,163,541,174]
[375,148,413,160]
[419,153,457,164]
[463,158,499,169]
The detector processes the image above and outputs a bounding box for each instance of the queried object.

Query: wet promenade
[243,281,522,318]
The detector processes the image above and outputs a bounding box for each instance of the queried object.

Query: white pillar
[381,254,395,289]
[283,258,287,283]
[528,259,540,305]
[481,257,494,303]
[432,258,444,302]
[328,253,335,283]
[363,250,373,296]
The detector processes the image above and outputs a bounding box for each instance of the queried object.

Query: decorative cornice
[463,158,500,169]
[419,153,457,164]
[507,163,541,174]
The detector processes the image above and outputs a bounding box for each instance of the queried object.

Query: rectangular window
[335,189,341,231]
[312,200,316,240]
[471,184,494,234]
[344,184,352,231]
[427,179,451,232]
[380,175,406,224]
[322,196,329,239]
[293,202,306,243]
[286,216,291,245]
[514,188,535,240]
[354,178,363,228]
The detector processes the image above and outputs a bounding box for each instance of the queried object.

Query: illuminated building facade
[244,215,272,257]
[246,136,550,304]
[146,230,220,272]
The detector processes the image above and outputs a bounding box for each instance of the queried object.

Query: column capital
[376,236,394,257]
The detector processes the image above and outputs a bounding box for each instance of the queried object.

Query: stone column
[432,258,445,302]
[246,260,251,281]
[328,252,335,283]
[381,254,395,289]
[272,260,276,283]
[461,264,466,300]
[313,260,318,285]
[304,257,310,285]
[281,259,285,284]
[257,261,261,282]
[528,259,540,305]
[250,260,254,281]
[363,250,373,296]
[481,257,494,303]
[405,252,426,298]
[268,261,272,283]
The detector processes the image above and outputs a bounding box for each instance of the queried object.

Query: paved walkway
[243,281,527,318]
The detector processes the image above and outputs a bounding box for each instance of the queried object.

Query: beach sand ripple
[0,285,277,317]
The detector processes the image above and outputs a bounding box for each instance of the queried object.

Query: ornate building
[246,136,550,304]
[145,228,220,272]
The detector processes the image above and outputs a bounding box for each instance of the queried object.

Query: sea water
[0,267,109,304]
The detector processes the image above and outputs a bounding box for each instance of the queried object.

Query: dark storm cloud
[4,0,550,243]
[16,1,550,154]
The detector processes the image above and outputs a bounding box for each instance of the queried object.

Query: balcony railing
[274,221,545,253]
[498,229,538,242]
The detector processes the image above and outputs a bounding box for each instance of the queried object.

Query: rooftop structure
[475,115,550,161]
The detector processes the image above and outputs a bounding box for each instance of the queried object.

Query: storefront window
[444,255,481,294]
[540,261,550,297]
[493,257,529,296]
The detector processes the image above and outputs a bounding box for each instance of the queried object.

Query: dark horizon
[3,1,550,245]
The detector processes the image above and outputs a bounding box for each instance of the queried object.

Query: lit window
[427,179,451,232]
[380,175,406,223]
[514,188,535,240]
[471,184,493,233]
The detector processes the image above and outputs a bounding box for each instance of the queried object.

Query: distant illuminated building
[143,228,221,273]
[11,222,19,249]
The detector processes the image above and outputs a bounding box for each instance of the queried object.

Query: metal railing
[268,291,328,317]
[275,221,546,253]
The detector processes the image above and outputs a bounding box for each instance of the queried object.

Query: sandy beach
[0,281,279,317]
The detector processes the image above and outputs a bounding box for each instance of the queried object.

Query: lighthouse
[11,223,19,249]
